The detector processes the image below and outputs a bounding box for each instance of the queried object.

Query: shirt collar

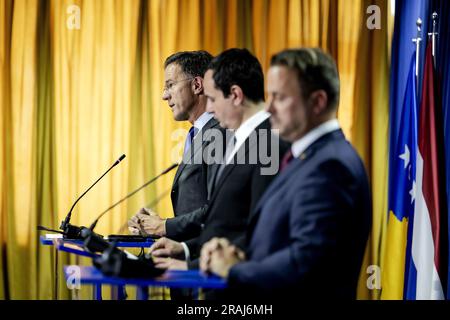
[291,119,340,158]
[225,110,270,164]
[233,110,270,146]
[193,112,214,132]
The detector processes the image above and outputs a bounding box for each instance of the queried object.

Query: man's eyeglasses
[163,78,194,92]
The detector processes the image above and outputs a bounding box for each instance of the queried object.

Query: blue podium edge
[64,265,227,289]
[40,235,154,248]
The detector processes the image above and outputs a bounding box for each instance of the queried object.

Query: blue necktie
[184,126,198,156]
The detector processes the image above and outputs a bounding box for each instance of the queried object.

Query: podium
[64,265,227,300]
[40,234,154,299]
[40,234,227,300]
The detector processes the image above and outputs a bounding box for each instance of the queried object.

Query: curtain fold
[0,0,14,300]
[0,0,390,299]
[352,0,390,300]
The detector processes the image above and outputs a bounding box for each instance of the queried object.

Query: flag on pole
[382,52,418,299]
[405,41,448,300]
[432,1,450,300]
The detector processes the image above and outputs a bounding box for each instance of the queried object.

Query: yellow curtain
[0,0,391,299]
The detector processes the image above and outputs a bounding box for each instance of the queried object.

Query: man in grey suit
[128,51,224,243]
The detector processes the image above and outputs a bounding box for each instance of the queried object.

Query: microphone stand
[59,154,126,239]
[82,163,178,252]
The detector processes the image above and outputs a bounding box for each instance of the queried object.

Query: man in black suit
[148,49,289,271]
[200,48,372,299]
[128,51,223,242]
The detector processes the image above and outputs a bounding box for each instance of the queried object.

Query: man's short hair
[270,48,340,110]
[207,48,265,103]
[164,50,213,78]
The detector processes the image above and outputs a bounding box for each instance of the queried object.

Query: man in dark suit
[128,51,224,242]
[200,48,372,299]
[147,49,289,272]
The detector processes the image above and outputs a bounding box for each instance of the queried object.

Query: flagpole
[412,18,422,83]
[428,12,438,67]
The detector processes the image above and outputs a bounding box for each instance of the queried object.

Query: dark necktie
[280,149,294,171]
[184,126,198,156]
[214,134,236,187]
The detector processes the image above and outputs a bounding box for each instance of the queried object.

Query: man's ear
[310,90,328,115]
[192,77,204,95]
[230,85,244,107]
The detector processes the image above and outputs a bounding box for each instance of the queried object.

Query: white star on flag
[409,180,416,204]
[399,144,410,169]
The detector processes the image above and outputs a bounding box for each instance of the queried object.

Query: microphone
[87,163,178,231]
[114,154,126,166]
[93,241,165,279]
[59,154,126,239]
[81,163,178,252]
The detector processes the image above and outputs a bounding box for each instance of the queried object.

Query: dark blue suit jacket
[228,129,371,299]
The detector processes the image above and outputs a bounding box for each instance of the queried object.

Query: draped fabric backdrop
[0,0,392,299]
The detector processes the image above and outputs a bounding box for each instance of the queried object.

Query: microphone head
[114,154,126,166]
[89,219,99,231]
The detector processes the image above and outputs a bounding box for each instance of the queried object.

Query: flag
[432,0,450,300]
[405,41,448,300]
[389,0,430,151]
[382,53,418,299]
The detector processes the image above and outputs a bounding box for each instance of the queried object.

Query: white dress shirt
[181,110,270,261]
[193,112,214,135]
[226,110,271,164]
[290,119,340,158]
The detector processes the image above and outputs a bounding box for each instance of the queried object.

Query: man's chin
[271,124,289,140]
[269,119,282,132]
[173,111,188,122]
[214,117,228,129]
[219,121,230,129]
[279,131,297,142]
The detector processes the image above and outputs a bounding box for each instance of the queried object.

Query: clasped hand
[127,207,166,237]
[200,237,246,278]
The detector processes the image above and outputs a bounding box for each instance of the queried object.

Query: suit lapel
[208,119,270,203]
[207,163,219,199]
[172,118,219,187]
[208,139,254,201]
[249,129,344,224]
[173,161,187,186]
[248,154,308,225]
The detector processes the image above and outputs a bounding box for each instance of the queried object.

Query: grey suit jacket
[166,118,225,241]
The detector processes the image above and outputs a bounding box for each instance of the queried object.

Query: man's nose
[265,97,275,114]
[206,100,214,113]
